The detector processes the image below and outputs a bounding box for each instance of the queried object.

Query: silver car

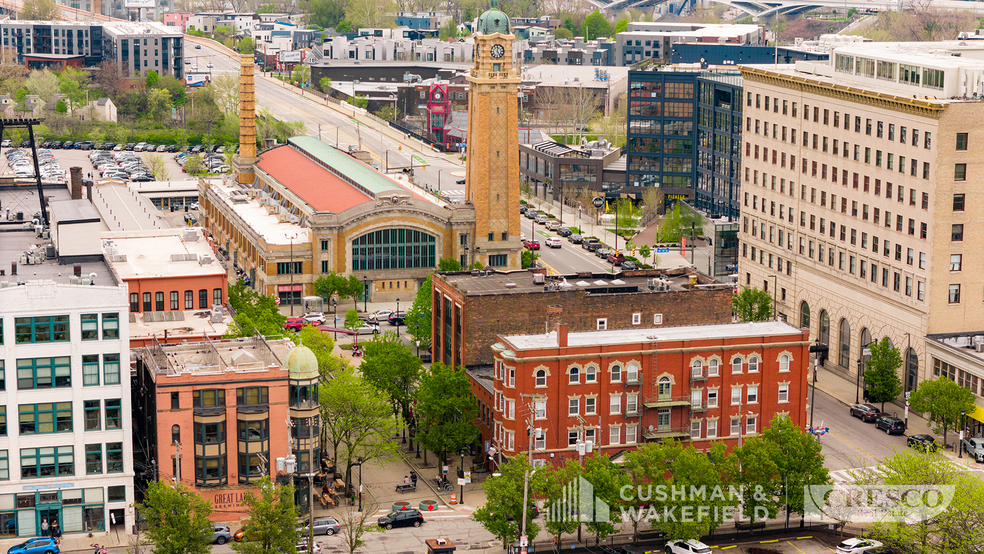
[963,437,984,462]
[212,524,232,544]
[299,516,341,536]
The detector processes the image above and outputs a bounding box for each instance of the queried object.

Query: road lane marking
[786,540,807,554]
[827,431,878,461]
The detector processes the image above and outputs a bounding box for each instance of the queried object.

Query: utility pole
[518,395,539,554]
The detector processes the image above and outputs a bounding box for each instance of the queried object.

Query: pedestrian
[41,519,48,537]
[52,525,61,544]
[410,471,417,486]
[403,475,410,485]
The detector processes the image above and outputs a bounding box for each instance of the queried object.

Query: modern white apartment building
[738,41,984,400]
[0,280,133,538]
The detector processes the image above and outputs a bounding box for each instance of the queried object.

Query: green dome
[285,344,319,380]
[477,0,510,35]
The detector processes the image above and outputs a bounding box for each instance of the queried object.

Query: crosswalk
[828,466,883,485]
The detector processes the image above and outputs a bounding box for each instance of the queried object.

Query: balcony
[690,371,707,382]
[643,395,691,409]
[690,401,707,413]
[624,407,641,417]
[644,426,689,440]
[624,373,643,386]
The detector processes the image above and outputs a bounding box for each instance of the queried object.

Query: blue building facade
[626,68,743,220]
[668,43,829,66]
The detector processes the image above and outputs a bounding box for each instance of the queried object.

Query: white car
[835,538,883,554]
[355,323,380,335]
[545,237,562,248]
[368,309,393,323]
[665,540,711,554]
[301,312,327,325]
[296,541,322,554]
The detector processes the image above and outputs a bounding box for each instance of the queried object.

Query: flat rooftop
[0,187,116,286]
[129,309,230,344]
[523,64,629,88]
[208,182,308,246]
[439,268,721,296]
[91,181,172,231]
[501,320,803,351]
[146,335,295,377]
[929,332,984,364]
[465,366,493,395]
[102,228,226,281]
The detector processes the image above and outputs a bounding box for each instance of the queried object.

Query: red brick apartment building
[471,320,809,466]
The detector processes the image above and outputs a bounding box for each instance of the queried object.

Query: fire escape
[642,338,695,441]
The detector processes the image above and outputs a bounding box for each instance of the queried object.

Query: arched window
[610,364,622,382]
[569,367,579,384]
[839,318,851,368]
[732,356,743,374]
[800,301,811,330]
[779,354,790,372]
[691,360,703,378]
[906,348,919,393]
[748,356,759,372]
[658,376,672,399]
[708,359,720,377]
[535,370,546,387]
[819,310,830,347]
[171,425,180,445]
[860,328,872,351]
[351,228,437,270]
[585,366,597,383]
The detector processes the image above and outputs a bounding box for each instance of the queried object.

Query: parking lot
[0,145,202,184]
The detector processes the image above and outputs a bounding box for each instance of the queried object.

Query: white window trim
[596,318,607,330]
[707,388,719,408]
[731,386,742,406]
[609,425,621,446]
[654,313,663,325]
[707,418,718,438]
[747,384,759,405]
[585,365,598,383]
[708,358,720,377]
[690,420,702,439]
[632,312,641,325]
[568,396,580,416]
[732,355,744,374]
[777,351,792,373]
[748,355,760,373]
[609,362,622,383]
[585,395,597,415]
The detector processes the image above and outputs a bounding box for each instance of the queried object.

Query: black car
[850,403,882,422]
[455,178,465,184]
[556,227,572,237]
[586,242,602,252]
[377,509,423,530]
[519,205,527,214]
[569,233,583,244]
[125,143,135,150]
[875,416,906,435]
[907,434,938,452]
[63,141,75,149]
[50,141,62,149]
[388,311,407,325]
[19,140,30,147]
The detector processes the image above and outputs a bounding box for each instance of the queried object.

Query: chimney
[70,167,83,200]
[556,323,568,348]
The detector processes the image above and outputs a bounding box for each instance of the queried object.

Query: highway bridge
[603,0,984,18]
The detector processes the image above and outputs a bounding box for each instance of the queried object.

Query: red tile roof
[256,146,372,213]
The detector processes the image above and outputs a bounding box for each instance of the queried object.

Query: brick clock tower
[465,0,522,270]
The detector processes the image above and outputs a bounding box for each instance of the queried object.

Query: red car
[525,240,540,250]
[284,317,310,331]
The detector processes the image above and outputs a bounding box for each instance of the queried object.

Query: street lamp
[362,276,368,312]
[960,410,966,458]
[459,450,465,504]
[357,456,364,512]
[396,298,401,336]
[856,358,863,404]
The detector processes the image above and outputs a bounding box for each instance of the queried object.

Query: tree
[230,477,299,554]
[614,17,629,33]
[341,275,363,307]
[319,76,332,92]
[145,154,172,181]
[656,202,703,242]
[313,271,348,307]
[303,0,347,30]
[554,27,573,40]
[416,362,480,464]
[909,377,976,447]
[225,282,287,337]
[374,105,396,121]
[291,64,311,87]
[581,10,612,39]
[438,19,460,39]
[210,74,241,116]
[146,69,160,89]
[405,274,432,350]
[344,309,361,341]
[473,456,543,549]
[337,497,381,554]
[21,0,60,20]
[582,454,626,542]
[725,437,781,524]
[863,337,904,411]
[147,88,174,123]
[238,37,256,54]
[659,443,733,540]
[139,481,214,554]
[258,3,277,11]
[25,69,59,104]
[93,59,127,97]
[348,95,368,110]
[183,154,204,176]
[347,0,395,28]
[360,331,422,440]
[537,460,583,548]
[732,287,773,322]
[521,249,538,269]
[319,367,399,487]
[759,414,830,525]
[292,325,348,379]
[58,67,90,110]
[438,257,462,272]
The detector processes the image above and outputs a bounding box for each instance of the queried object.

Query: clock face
[433,91,443,101]
[490,44,505,59]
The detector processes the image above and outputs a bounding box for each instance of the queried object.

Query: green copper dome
[285,343,319,380]
[476,0,510,35]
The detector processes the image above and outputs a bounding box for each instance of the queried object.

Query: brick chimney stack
[556,323,568,348]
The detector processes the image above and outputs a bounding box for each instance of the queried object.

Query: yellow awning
[966,405,984,424]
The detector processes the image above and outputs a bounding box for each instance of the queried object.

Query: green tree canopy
[146,69,160,89]
[360,331,422,435]
[139,481,214,554]
[863,337,904,411]
[292,325,347,378]
[226,282,287,337]
[438,257,462,272]
[313,271,348,307]
[405,274,432,350]
[732,287,773,322]
[554,27,573,40]
[909,376,976,446]
[582,10,613,39]
[759,414,830,524]
[21,0,60,20]
[473,456,544,549]
[230,477,299,554]
[416,362,480,464]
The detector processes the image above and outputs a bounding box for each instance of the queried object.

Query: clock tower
[465,0,522,269]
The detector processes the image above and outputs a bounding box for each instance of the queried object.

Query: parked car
[368,309,393,323]
[962,437,984,462]
[388,311,407,325]
[232,525,250,542]
[596,248,611,259]
[525,210,538,219]
[0,139,10,147]
[875,416,905,435]
[296,542,322,554]
[621,261,639,270]
[556,226,572,237]
[212,524,232,545]
[455,178,465,184]
[535,214,549,225]
[519,205,527,214]
[850,404,882,422]
[569,233,583,244]
[906,434,938,452]
[7,538,59,554]
[546,220,560,231]
[284,317,310,332]
[377,509,424,529]
[665,539,711,554]
[607,252,625,265]
[301,312,327,325]
[355,323,380,335]
[835,538,884,554]
[545,237,562,248]
[586,242,602,252]
[581,238,599,250]
[299,516,341,536]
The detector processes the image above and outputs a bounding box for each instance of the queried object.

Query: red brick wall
[482,326,809,465]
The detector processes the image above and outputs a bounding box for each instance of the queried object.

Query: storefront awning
[967,404,984,424]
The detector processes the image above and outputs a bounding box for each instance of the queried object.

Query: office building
[474,320,808,463]
[616,22,764,66]
[738,41,984,396]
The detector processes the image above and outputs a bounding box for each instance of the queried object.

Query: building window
[104,354,120,385]
[730,418,741,436]
[82,355,99,386]
[596,318,607,330]
[352,228,437,270]
[185,290,194,309]
[585,397,596,415]
[194,421,225,444]
[568,367,579,384]
[195,456,226,484]
[489,254,507,267]
[21,446,74,478]
[951,254,962,272]
[81,314,98,340]
[691,360,703,379]
[748,356,759,372]
[747,385,759,403]
[954,194,965,211]
[238,420,268,441]
[731,356,742,374]
[213,288,222,307]
[949,284,961,303]
[778,385,789,403]
[105,399,122,429]
[130,293,139,312]
[17,357,71,389]
[610,395,620,415]
[84,400,100,431]
[955,164,966,181]
[170,393,179,410]
[85,444,102,474]
[534,400,546,419]
[839,318,852,368]
[568,398,579,416]
[708,359,719,377]
[199,289,208,309]
[193,389,225,407]
[779,354,790,372]
[610,364,621,382]
[14,316,70,344]
[953,224,964,241]
[746,416,757,435]
[236,387,268,405]
[143,292,151,312]
[155,292,164,311]
[276,262,303,275]
[535,370,546,387]
[585,366,597,383]
[626,363,640,383]
[632,313,641,325]
[956,132,968,151]
[18,403,72,434]
[626,394,638,414]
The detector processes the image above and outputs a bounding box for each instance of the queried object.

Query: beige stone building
[738,41,984,403]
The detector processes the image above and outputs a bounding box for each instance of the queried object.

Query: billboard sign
[278,50,302,63]
[185,74,210,87]
[124,0,155,8]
